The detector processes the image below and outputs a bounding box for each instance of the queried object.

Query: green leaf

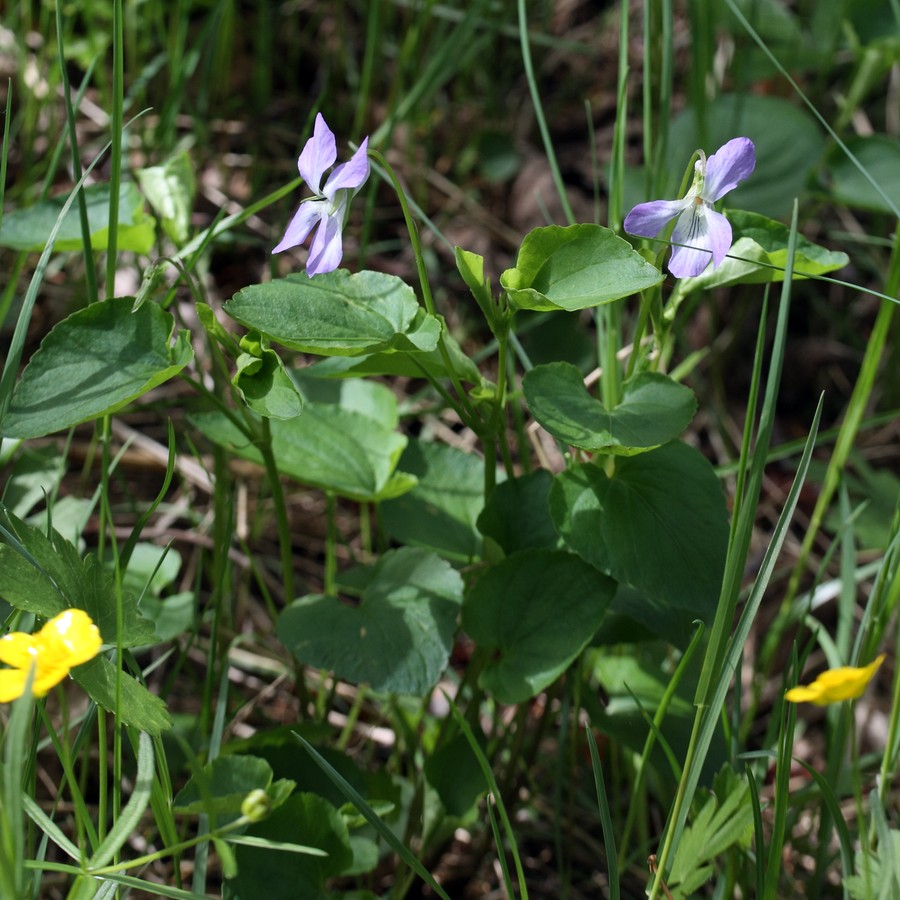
[0,182,155,253]
[476,469,561,555]
[523,363,697,454]
[669,209,849,301]
[845,829,900,899]
[72,655,172,735]
[174,756,283,818]
[233,334,304,419]
[824,133,900,214]
[277,548,463,696]
[380,439,493,562]
[0,510,158,648]
[500,224,663,311]
[424,730,488,818]
[462,549,616,704]
[225,793,353,900]
[667,769,753,899]
[548,443,728,634]
[224,270,440,357]
[2,298,193,440]
[136,152,195,244]
[190,378,409,502]
[309,312,483,385]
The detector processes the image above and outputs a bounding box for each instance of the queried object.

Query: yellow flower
[785,654,886,706]
[0,609,102,702]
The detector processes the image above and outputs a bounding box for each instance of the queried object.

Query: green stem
[517,0,575,225]
[259,417,295,603]
[105,0,124,297]
[367,148,480,430]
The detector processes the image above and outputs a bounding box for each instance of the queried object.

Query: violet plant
[0,2,897,898]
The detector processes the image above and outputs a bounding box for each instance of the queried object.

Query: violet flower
[273,113,370,276]
[624,137,756,278]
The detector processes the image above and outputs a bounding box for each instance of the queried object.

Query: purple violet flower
[273,113,370,276]
[624,137,756,278]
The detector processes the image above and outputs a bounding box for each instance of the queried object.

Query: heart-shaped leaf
[2,298,193,440]
[524,363,697,454]
[380,439,495,561]
[476,470,560,555]
[224,270,440,357]
[462,549,616,704]
[548,443,727,631]
[500,224,663,312]
[277,548,463,696]
[190,377,411,502]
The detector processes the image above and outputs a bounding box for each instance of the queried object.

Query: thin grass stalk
[617,624,705,867]
[649,203,804,896]
[54,3,97,303]
[774,226,899,639]
[517,0,575,225]
[763,657,797,899]
[105,0,124,297]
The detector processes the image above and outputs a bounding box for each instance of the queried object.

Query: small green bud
[240,789,271,822]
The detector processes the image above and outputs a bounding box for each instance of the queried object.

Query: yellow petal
[0,667,30,703]
[786,654,886,706]
[36,609,103,668]
[0,632,40,668]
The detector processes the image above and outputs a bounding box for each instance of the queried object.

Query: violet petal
[323,137,370,198]
[702,137,755,203]
[272,200,325,254]
[624,199,688,238]
[297,113,337,195]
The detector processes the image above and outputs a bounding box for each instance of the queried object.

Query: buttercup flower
[624,136,756,278]
[272,113,370,276]
[785,654,886,706]
[0,609,102,702]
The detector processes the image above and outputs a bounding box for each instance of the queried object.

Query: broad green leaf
[174,756,283,817]
[500,224,663,312]
[224,270,440,357]
[2,298,193,440]
[136,152,195,244]
[424,730,488,817]
[309,312,483,385]
[824,134,900,214]
[668,209,849,301]
[278,548,463,696]
[72,655,172,735]
[476,469,560,555]
[667,94,824,218]
[119,542,181,598]
[0,510,158,648]
[225,793,353,900]
[586,650,715,772]
[289,372,399,429]
[191,393,409,503]
[0,182,154,253]
[2,444,66,519]
[233,334,304,420]
[523,363,697,454]
[380,439,493,562]
[548,443,728,632]
[462,549,616,704]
